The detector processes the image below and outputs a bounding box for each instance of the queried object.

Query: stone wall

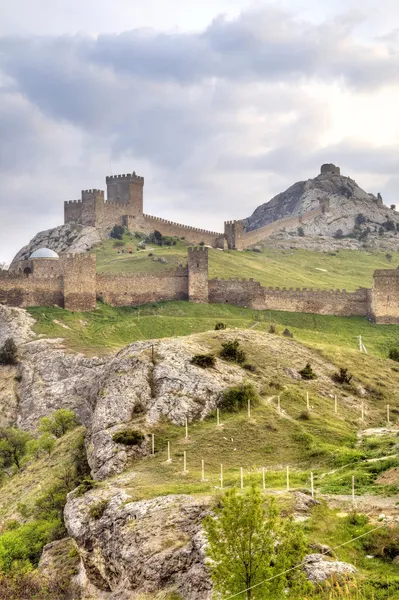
[372,267,399,323]
[0,272,63,308]
[96,267,188,306]
[135,214,225,248]
[209,278,371,316]
[188,247,209,303]
[63,254,97,311]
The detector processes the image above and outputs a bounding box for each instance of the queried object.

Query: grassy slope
[93,233,399,291]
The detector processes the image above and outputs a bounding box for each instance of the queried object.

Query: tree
[0,428,32,470]
[26,434,55,459]
[390,204,396,211]
[110,225,125,240]
[334,229,344,239]
[0,339,18,366]
[204,486,309,599]
[297,226,305,237]
[38,409,78,439]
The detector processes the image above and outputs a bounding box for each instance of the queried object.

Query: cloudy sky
[1,0,399,262]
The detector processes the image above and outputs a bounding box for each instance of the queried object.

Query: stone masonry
[2,247,399,322]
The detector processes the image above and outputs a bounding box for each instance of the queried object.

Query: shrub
[355,213,366,226]
[89,500,108,520]
[112,429,144,446]
[268,324,277,334]
[0,339,18,366]
[110,225,125,240]
[362,524,399,561]
[299,363,317,380]
[332,367,353,385]
[298,410,311,421]
[297,226,305,237]
[243,363,257,373]
[215,323,227,330]
[283,328,293,338]
[389,347,399,362]
[74,478,97,497]
[39,409,78,439]
[113,240,125,248]
[191,354,216,368]
[334,229,344,239]
[386,253,393,263]
[199,241,205,246]
[219,383,258,413]
[220,339,246,364]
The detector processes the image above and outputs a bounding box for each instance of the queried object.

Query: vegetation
[219,383,258,413]
[299,363,317,380]
[0,428,32,470]
[204,486,309,599]
[112,429,145,446]
[220,339,246,364]
[0,339,18,366]
[39,409,78,439]
[215,322,227,330]
[190,354,216,368]
[389,346,399,362]
[89,499,108,520]
[110,224,125,240]
[332,367,353,385]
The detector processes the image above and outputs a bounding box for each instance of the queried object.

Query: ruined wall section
[0,271,63,308]
[372,268,399,324]
[209,278,371,316]
[129,214,225,248]
[63,254,97,311]
[188,247,209,303]
[96,267,188,306]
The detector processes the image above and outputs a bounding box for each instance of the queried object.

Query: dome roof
[29,248,59,259]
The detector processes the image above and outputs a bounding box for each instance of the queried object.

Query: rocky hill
[244,163,399,239]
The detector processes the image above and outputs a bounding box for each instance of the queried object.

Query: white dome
[29,248,59,259]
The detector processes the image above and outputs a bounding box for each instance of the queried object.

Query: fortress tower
[188,247,209,303]
[106,172,144,216]
[224,220,244,250]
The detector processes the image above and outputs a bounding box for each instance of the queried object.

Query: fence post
[217,408,220,427]
[201,459,205,481]
[277,395,281,415]
[352,475,355,507]
[248,398,251,420]
[185,417,189,439]
[262,467,266,491]
[167,441,171,462]
[240,467,244,489]
[183,451,187,474]
[387,404,391,425]
[306,392,310,411]
[151,433,155,456]
[334,395,337,414]
[286,466,290,491]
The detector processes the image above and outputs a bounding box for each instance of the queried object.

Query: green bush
[110,224,125,240]
[74,478,97,497]
[89,500,109,520]
[243,363,257,373]
[112,429,145,446]
[219,383,258,413]
[299,363,317,380]
[191,354,216,368]
[0,519,59,572]
[362,524,399,561]
[282,328,293,338]
[215,323,227,330]
[268,324,277,334]
[389,347,399,362]
[220,339,246,364]
[39,409,78,439]
[0,338,18,366]
[332,367,353,384]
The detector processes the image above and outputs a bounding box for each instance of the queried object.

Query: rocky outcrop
[303,553,357,583]
[244,166,399,239]
[0,304,36,346]
[65,490,212,600]
[10,223,102,265]
[88,337,243,480]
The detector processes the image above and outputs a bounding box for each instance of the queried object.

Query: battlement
[81,189,105,201]
[65,200,82,205]
[224,219,244,226]
[188,246,208,253]
[106,172,144,184]
[143,214,222,236]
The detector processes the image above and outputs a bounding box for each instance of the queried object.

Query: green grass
[93,233,399,292]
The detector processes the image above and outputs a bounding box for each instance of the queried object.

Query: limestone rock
[303,553,357,583]
[244,167,399,240]
[10,224,102,266]
[0,304,36,346]
[64,490,212,600]
[293,491,320,513]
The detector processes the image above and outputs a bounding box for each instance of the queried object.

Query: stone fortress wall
[1,247,397,323]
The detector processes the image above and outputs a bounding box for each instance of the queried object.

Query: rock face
[88,337,243,480]
[244,165,399,238]
[64,490,212,600]
[0,305,36,346]
[10,223,102,266]
[303,553,357,583]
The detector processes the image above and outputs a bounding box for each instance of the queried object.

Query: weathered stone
[303,554,357,583]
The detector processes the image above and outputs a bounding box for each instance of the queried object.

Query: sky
[1,0,399,263]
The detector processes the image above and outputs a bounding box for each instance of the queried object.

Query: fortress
[1,163,399,323]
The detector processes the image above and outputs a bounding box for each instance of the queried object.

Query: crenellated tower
[224,220,244,250]
[106,172,144,216]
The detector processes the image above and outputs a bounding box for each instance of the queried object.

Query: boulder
[303,554,357,583]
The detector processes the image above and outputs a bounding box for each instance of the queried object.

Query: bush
[362,524,399,561]
[283,328,293,338]
[389,347,399,362]
[112,429,144,446]
[220,339,246,364]
[334,229,344,239]
[89,500,108,520]
[268,324,277,334]
[243,363,257,373]
[113,240,125,248]
[110,225,125,240]
[191,354,216,368]
[39,409,78,439]
[219,383,258,413]
[355,213,366,226]
[199,241,205,246]
[215,323,227,330]
[299,363,317,380]
[332,367,353,385]
[297,226,305,237]
[298,410,311,421]
[0,339,18,366]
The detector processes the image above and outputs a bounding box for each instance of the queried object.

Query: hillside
[244,163,399,240]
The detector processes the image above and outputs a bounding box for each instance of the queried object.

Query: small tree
[204,486,309,599]
[220,383,258,413]
[110,225,125,240]
[39,409,78,439]
[0,428,32,470]
[334,229,344,239]
[390,204,396,211]
[389,347,399,362]
[297,226,305,237]
[220,339,246,364]
[386,253,393,263]
[0,339,18,366]
[332,367,353,385]
[153,230,163,245]
[299,363,317,380]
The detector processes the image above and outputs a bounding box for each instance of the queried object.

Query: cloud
[0,5,399,261]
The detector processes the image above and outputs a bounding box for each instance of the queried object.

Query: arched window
[23,267,32,277]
